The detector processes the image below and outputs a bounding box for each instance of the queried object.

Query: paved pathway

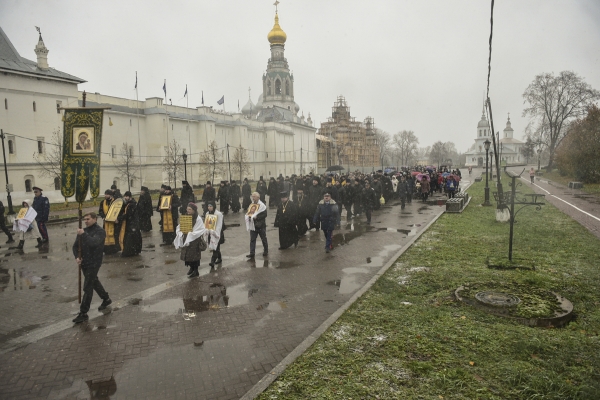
[0,185,459,399]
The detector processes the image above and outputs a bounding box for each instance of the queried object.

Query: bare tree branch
[113,143,139,191]
[231,146,252,183]
[162,139,184,189]
[198,140,225,183]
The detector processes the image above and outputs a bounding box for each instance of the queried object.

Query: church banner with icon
[60,108,109,202]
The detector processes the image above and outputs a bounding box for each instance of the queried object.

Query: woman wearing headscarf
[174,202,206,279]
[203,201,225,268]
[13,200,42,250]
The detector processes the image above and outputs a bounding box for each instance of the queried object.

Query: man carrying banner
[72,212,112,324]
[245,192,268,259]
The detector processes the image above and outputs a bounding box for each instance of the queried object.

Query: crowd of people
[0,169,460,324]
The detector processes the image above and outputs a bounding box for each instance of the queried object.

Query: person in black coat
[361,181,378,224]
[295,186,312,236]
[202,181,216,214]
[138,186,153,232]
[274,191,299,250]
[267,177,278,208]
[0,201,14,243]
[179,181,196,215]
[72,212,111,324]
[246,192,268,258]
[312,192,341,253]
[242,178,252,211]
[161,186,181,244]
[217,181,230,214]
[229,181,241,213]
[397,175,409,210]
[117,192,142,257]
[256,179,268,203]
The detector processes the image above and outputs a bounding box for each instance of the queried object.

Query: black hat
[165,186,172,191]
[141,186,149,191]
[110,184,117,190]
[32,186,42,192]
[243,178,248,182]
[104,189,113,195]
[182,180,189,185]
[279,191,289,198]
[323,191,332,196]
[124,191,132,197]
[206,181,211,185]
[161,184,167,189]
[206,201,216,208]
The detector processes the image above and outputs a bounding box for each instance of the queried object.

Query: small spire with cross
[507,112,510,121]
[274,0,280,13]
[248,86,252,100]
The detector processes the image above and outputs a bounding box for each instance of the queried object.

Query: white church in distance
[0,7,316,203]
[464,108,525,167]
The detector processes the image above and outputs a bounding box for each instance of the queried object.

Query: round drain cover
[475,291,520,307]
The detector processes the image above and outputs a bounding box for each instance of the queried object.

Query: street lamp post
[182,151,188,182]
[0,129,15,214]
[483,139,491,206]
[537,147,542,172]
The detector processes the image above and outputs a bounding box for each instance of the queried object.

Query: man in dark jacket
[229,180,241,213]
[0,200,14,243]
[246,192,268,258]
[217,181,230,214]
[202,181,216,214]
[242,178,252,211]
[361,181,378,224]
[117,191,142,257]
[72,212,111,324]
[313,192,341,253]
[397,175,409,210]
[32,186,50,247]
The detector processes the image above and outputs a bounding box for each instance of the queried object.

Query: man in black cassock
[229,180,241,213]
[202,181,216,214]
[242,178,252,211]
[179,181,195,215]
[217,181,230,215]
[138,186,153,232]
[295,185,312,237]
[267,177,278,208]
[156,184,167,231]
[274,191,298,250]
[118,191,142,257]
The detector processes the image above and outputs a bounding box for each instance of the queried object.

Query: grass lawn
[259,181,600,399]
[542,170,600,195]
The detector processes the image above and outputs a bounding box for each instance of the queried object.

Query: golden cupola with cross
[267,12,287,45]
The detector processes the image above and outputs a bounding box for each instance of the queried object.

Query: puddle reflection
[0,267,48,292]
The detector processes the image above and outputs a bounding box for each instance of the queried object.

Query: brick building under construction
[316,96,379,173]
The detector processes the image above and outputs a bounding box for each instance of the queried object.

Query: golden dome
[267,13,287,45]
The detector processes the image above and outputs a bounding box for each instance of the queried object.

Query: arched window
[275,79,281,95]
[8,140,14,154]
[25,179,32,192]
[54,177,60,190]
[33,101,36,112]
[285,80,289,96]
[267,81,272,95]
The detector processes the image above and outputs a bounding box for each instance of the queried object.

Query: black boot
[17,240,24,250]
[35,238,43,248]
[6,236,14,244]
[188,266,199,278]
[186,266,194,276]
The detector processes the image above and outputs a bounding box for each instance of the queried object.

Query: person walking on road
[397,175,409,210]
[174,203,206,279]
[13,200,42,250]
[313,192,340,253]
[245,192,268,259]
[529,167,536,184]
[0,200,14,244]
[32,186,50,247]
[361,181,377,224]
[72,212,112,324]
[204,202,225,268]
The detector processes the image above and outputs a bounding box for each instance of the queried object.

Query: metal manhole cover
[475,291,520,307]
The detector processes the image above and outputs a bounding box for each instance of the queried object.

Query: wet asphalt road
[0,185,459,399]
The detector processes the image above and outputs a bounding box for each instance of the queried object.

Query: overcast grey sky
[2,0,599,151]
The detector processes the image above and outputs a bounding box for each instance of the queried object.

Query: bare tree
[33,127,62,190]
[522,71,600,170]
[231,146,252,183]
[374,128,391,170]
[113,143,139,191]
[198,140,225,183]
[162,139,184,189]
[429,141,457,168]
[393,130,419,167]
